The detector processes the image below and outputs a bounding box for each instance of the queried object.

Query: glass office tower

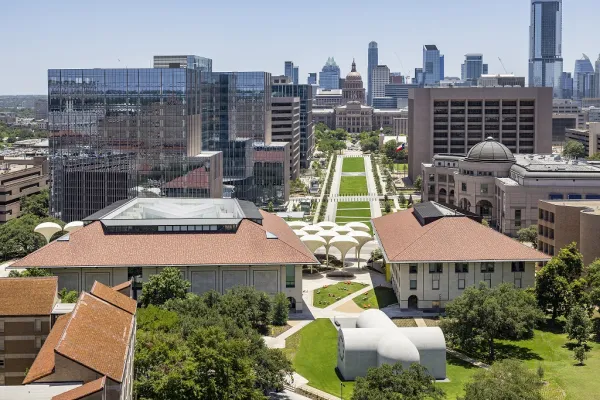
[319,57,341,90]
[573,55,595,101]
[367,41,378,106]
[461,54,485,85]
[423,45,442,86]
[529,0,563,97]
[153,55,212,72]
[307,73,317,85]
[285,61,294,81]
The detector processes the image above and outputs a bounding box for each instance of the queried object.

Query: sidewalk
[314,154,335,225]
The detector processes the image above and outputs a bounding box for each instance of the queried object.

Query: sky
[1,0,598,95]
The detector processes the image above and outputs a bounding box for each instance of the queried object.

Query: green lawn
[283,319,356,397]
[312,282,368,308]
[339,176,368,195]
[393,163,408,172]
[337,201,371,209]
[336,208,372,218]
[335,219,372,234]
[443,356,480,399]
[342,157,366,173]
[353,287,398,309]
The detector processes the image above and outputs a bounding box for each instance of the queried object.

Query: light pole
[340,382,345,399]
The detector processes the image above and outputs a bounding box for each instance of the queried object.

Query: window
[35,337,42,349]
[455,263,469,273]
[514,209,522,228]
[409,264,418,274]
[35,319,41,332]
[512,262,525,272]
[286,265,295,288]
[432,279,440,290]
[481,263,495,273]
[0,337,4,351]
[410,279,417,290]
[429,263,443,273]
[461,183,467,192]
[0,356,4,369]
[480,184,488,194]
[0,320,3,333]
[514,278,522,288]
[458,279,466,289]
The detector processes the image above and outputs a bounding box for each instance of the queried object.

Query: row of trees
[315,123,347,154]
[563,139,600,161]
[135,268,292,399]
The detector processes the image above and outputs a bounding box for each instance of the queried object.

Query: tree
[20,189,49,218]
[352,363,445,400]
[535,260,570,322]
[8,267,52,277]
[272,292,289,326]
[139,267,191,307]
[517,225,538,249]
[565,305,592,346]
[414,175,422,191]
[554,243,584,281]
[461,359,543,400]
[383,139,399,160]
[384,201,392,214]
[58,288,79,303]
[573,345,587,365]
[481,219,490,227]
[0,214,64,261]
[441,283,542,361]
[563,140,586,159]
[267,201,274,212]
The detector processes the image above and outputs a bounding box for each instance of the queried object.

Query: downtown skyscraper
[319,57,341,90]
[528,0,563,97]
[573,54,595,101]
[367,41,378,106]
[422,45,443,86]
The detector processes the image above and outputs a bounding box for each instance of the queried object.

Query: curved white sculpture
[293,229,308,237]
[288,220,309,229]
[333,225,353,235]
[348,231,374,268]
[300,235,327,273]
[329,235,359,268]
[317,230,340,266]
[302,225,324,235]
[34,222,63,244]
[63,221,84,234]
[316,221,337,230]
[345,221,371,233]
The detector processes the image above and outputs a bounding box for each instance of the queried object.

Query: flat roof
[541,199,600,215]
[0,383,82,400]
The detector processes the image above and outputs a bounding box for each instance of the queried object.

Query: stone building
[342,60,366,105]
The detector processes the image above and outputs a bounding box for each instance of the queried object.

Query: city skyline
[0,0,598,94]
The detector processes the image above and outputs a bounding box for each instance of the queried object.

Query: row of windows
[407,262,525,274]
[408,273,524,291]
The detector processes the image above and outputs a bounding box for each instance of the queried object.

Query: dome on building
[465,137,515,162]
[346,59,362,80]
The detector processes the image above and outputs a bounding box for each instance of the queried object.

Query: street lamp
[340,382,345,399]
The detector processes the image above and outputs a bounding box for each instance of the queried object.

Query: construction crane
[498,57,511,74]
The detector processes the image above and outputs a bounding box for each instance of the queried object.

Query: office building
[528,0,563,97]
[477,74,526,87]
[560,72,574,99]
[293,66,299,85]
[272,75,290,84]
[565,122,600,157]
[574,54,596,102]
[408,87,553,181]
[384,83,419,109]
[373,202,549,310]
[421,137,600,236]
[586,106,600,123]
[423,45,443,86]
[271,97,300,179]
[440,55,445,81]
[34,99,48,120]
[342,60,366,104]
[372,65,390,100]
[390,73,405,84]
[308,72,317,85]
[393,116,409,136]
[11,197,318,311]
[284,61,294,82]
[0,156,49,222]
[313,106,405,134]
[552,99,583,143]
[372,97,398,109]
[595,55,600,100]
[153,55,212,72]
[415,68,424,86]
[315,89,343,109]
[319,57,341,90]
[368,41,378,106]
[272,82,315,169]
[461,54,487,85]
[538,200,600,263]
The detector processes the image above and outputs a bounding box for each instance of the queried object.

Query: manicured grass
[393,163,408,172]
[268,324,292,337]
[335,219,373,234]
[342,157,365,173]
[283,319,356,397]
[336,208,372,218]
[337,201,371,209]
[353,287,398,309]
[312,281,368,309]
[443,356,480,399]
[339,176,368,195]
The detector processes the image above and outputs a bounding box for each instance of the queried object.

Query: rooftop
[51,377,105,400]
[512,154,600,178]
[0,277,57,316]
[372,204,549,263]
[0,384,83,400]
[90,281,137,314]
[541,199,600,215]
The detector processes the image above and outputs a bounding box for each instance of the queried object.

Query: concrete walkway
[364,155,382,219]
[325,156,344,222]
[263,320,312,349]
[323,284,373,311]
[414,317,427,327]
[314,154,336,224]
[447,349,490,369]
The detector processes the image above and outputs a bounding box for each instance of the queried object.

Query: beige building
[315,89,343,109]
[11,198,318,312]
[0,277,58,385]
[538,200,600,264]
[422,138,600,236]
[565,122,600,157]
[342,60,366,105]
[0,156,49,222]
[393,116,409,136]
[271,97,301,179]
[313,106,406,135]
[372,202,549,310]
[408,87,553,181]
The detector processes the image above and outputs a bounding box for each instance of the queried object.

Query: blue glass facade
[529,0,563,97]
[461,54,485,85]
[284,61,294,81]
[573,56,595,101]
[423,45,442,86]
[293,67,299,85]
[319,57,341,90]
[368,41,378,106]
[307,73,317,85]
[560,72,573,99]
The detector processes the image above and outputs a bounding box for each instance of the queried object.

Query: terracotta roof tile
[51,376,106,400]
[91,281,137,315]
[372,209,550,263]
[55,292,135,383]
[23,313,70,384]
[0,277,57,316]
[111,280,132,291]
[12,212,318,268]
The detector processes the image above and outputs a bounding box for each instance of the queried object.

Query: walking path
[447,349,490,369]
[324,156,343,222]
[414,317,427,327]
[314,154,335,224]
[364,155,382,219]
[263,320,312,349]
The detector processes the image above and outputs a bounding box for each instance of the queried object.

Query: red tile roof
[111,280,132,292]
[23,313,70,384]
[0,277,57,316]
[12,211,318,268]
[372,209,550,263]
[91,281,137,315]
[55,292,135,383]
[51,376,106,400]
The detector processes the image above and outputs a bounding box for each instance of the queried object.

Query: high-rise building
[271,97,301,180]
[414,68,424,86]
[595,55,600,100]
[285,61,294,81]
[408,87,553,181]
[371,65,390,100]
[319,57,341,90]
[367,41,378,106]
[308,72,317,85]
[153,55,212,72]
[483,64,489,75]
[423,45,443,86]
[272,83,315,169]
[390,73,404,84]
[560,72,573,99]
[461,54,486,85]
[342,60,366,105]
[574,54,596,101]
[528,0,563,97]
[293,66,299,85]
[34,98,48,120]
[440,55,445,81]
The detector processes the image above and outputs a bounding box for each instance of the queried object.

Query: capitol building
[313,60,406,134]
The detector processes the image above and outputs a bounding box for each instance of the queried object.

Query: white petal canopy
[300,234,327,252]
[333,225,353,235]
[317,230,340,244]
[345,221,371,233]
[302,225,324,235]
[288,221,309,229]
[34,222,63,243]
[348,230,373,247]
[294,229,308,237]
[329,235,360,267]
[64,221,84,233]
[316,221,337,230]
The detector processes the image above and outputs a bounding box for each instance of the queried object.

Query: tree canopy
[139,267,191,307]
[20,189,50,218]
[563,140,586,159]
[516,225,538,249]
[8,267,52,277]
[0,213,64,261]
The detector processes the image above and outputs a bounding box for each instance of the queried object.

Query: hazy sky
[1,0,598,94]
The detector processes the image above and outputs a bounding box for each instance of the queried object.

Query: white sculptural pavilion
[34,222,63,244]
[329,235,359,268]
[348,230,373,268]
